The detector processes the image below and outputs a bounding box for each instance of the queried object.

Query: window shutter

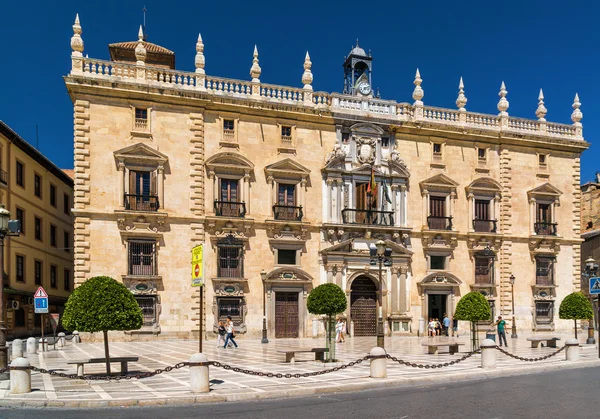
[129,171,137,195]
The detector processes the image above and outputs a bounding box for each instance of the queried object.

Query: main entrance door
[350,276,377,336]
[275,292,299,338]
[427,293,447,320]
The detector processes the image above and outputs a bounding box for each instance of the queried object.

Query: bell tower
[343,40,373,96]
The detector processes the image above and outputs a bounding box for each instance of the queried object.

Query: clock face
[358,81,371,95]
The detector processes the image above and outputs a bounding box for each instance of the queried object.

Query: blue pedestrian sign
[590,277,600,295]
[34,286,49,314]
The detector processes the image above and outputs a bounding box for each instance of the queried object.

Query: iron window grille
[135,295,157,326]
[535,257,555,286]
[217,297,243,327]
[217,234,244,278]
[128,240,158,276]
[535,301,554,324]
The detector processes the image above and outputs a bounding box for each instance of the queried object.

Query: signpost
[49,313,60,350]
[34,287,49,349]
[192,245,204,353]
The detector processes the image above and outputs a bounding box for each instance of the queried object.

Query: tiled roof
[109,41,174,55]
[62,169,75,180]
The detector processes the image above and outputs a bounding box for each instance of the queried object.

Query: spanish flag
[367,166,377,196]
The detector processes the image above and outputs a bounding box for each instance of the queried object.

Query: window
[14,308,25,327]
[16,208,24,235]
[128,240,157,276]
[432,143,442,156]
[127,170,158,211]
[536,257,554,286]
[341,132,350,144]
[34,217,42,241]
[535,203,555,235]
[50,265,57,288]
[430,255,446,270]
[63,194,70,215]
[16,255,24,282]
[217,235,244,278]
[477,148,486,160]
[135,295,157,326]
[16,161,24,187]
[64,231,70,252]
[217,297,244,327]
[223,119,234,131]
[538,154,547,167]
[64,269,71,291]
[49,184,56,207]
[34,174,41,197]
[381,137,390,148]
[215,178,244,217]
[135,108,148,130]
[535,301,554,324]
[50,224,57,247]
[281,126,292,146]
[475,257,493,284]
[474,199,495,233]
[428,196,450,230]
[34,260,42,286]
[277,249,297,265]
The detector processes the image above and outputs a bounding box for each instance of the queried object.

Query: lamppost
[374,240,392,349]
[260,270,268,344]
[509,274,518,338]
[0,206,12,379]
[583,256,598,345]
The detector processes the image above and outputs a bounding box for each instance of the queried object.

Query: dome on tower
[348,40,367,58]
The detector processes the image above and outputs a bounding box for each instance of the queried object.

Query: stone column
[207,171,215,213]
[117,161,125,209]
[336,181,342,224]
[449,192,456,227]
[326,265,334,284]
[243,172,251,214]
[422,190,429,228]
[401,185,407,227]
[300,178,307,211]
[468,193,474,232]
[157,165,164,210]
[391,267,399,314]
[494,193,501,223]
[267,176,274,216]
[334,266,342,288]
[530,197,536,235]
[399,266,409,314]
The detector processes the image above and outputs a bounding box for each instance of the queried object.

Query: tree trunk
[103,330,111,375]
[326,315,335,362]
[574,319,578,339]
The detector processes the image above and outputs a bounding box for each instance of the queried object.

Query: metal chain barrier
[25,362,189,381]
[494,344,566,361]
[385,349,481,369]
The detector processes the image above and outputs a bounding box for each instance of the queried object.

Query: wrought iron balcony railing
[473,219,497,233]
[273,204,303,221]
[0,169,7,186]
[534,222,557,236]
[341,208,394,226]
[214,200,246,218]
[124,194,159,211]
[427,216,453,230]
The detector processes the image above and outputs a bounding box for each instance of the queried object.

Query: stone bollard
[11,339,23,359]
[369,347,387,378]
[57,332,66,348]
[72,331,81,343]
[565,339,580,361]
[26,337,37,355]
[10,357,31,394]
[38,338,48,352]
[480,339,496,369]
[189,353,210,393]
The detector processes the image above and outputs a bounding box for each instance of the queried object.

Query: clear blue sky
[0,1,598,182]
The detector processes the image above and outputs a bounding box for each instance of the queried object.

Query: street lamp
[583,256,598,345]
[509,274,518,338]
[260,270,268,344]
[0,206,11,379]
[374,240,391,349]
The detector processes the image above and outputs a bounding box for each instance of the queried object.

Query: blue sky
[1,1,598,182]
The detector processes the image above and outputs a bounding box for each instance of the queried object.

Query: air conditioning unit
[9,300,19,310]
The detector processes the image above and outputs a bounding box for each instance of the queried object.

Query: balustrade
[214,200,246,218]
[124,194,159,212]
[534,222,557,236]
[273,205,303,221]
[341,208,394,226]
[261,84,303,102]
[427,216,453,230]
[423,107,459,122]
[473,219,497,233]
[205,76,253,95]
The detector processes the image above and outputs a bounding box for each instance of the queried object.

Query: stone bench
[277,348,328,363]
[526,337,561,348]
[422,342,464,355]
[67,357,139,377]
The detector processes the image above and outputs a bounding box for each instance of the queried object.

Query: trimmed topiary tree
[559,292,593,339]
[62,276,143,374]
[307,283,347,361]
[454,292,491,351]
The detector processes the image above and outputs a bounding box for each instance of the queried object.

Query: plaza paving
[1,332,599,407]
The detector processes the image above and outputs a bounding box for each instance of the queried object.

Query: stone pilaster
[572,157,582,291]
[499,147,513,316]
[189,111,205,245]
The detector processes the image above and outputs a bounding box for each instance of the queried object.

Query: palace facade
[64,15,588,340]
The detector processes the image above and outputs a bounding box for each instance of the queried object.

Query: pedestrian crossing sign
[590,277,600,295]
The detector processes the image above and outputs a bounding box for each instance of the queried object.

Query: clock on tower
[342,40,373,96]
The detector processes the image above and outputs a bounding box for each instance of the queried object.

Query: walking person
[335,318,345,343]
[435,318,442,336]
[494,316,508,347]
[216,320,226,348]
[223,316,238,349]
[443,314,451,337]
[428,318,436,337]
[452,316,459,338]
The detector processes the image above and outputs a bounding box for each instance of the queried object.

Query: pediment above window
[420,173,458,194]
[264,158,310,181]
[114,143,168,167]
[320,238,413,256]
[527,182,562,200]
[205,152,254,174]
[466,177,501,195]
[349,123,385,136]
[264,267,314,283]
[419,272,462,286]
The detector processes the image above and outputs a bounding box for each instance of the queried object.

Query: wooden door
[275,292,299,338]
[350,277,377,336]
[220,179,240,216]
[429,196,446,229]
[277,183,296,220]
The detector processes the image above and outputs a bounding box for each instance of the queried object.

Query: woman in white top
[223,316,238,348]
[428,319,436,337]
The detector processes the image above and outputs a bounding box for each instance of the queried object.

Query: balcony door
[128,170,157,211]
[474,199,492,232]
[220,179,240,217]
[275,183,297,220]
[355,182,377,224]
[429,196,447,229]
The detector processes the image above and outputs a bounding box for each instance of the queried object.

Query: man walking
[443,314,451,337]
[494,316,508,347]
[223,316,238,349]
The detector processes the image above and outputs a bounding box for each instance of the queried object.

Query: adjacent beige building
[0,121,74,338]
[65,16,588,340]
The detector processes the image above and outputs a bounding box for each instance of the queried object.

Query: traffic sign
[191,245,203,287]
[35,296,48,314]
[192,245,203,264]
[49,313,60,332]
[34,287,48,298]
[590,277,600,295]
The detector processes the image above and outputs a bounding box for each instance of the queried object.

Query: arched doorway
[350,276,377,336]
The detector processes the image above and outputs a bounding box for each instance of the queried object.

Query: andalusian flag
[367,166,377,196]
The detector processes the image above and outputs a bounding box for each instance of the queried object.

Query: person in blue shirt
[443,314,451,337]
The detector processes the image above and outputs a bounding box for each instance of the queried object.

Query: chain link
[26,362,189,381]
[385,349,481,369]
[494,344,565,361]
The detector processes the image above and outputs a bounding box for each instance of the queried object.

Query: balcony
[214,200,246,218]
[341,208,394,226]
[534,222,557,236]
[0,169,7,186]
[273,204,303,221]
[124,194,159,211]
[473,219,497,233]
[427,216,453,230]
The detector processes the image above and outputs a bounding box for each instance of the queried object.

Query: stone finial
[412,68,424,104]
[302,51,313,90]
[456,77,467,111]
[250,45,261,82]
[70,14,84,56]
[497,81,509,115]
[134,25,147,64]
[535,89,547,121]
[195,34,205,75]
[571,93,583,124]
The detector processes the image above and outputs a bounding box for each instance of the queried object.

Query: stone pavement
[1,332,599,408]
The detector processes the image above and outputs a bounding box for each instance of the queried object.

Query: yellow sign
[191,245,203,287]
[192,245,203,264]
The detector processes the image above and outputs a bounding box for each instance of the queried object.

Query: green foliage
[307,283,347,316]
[62,276,143,333]
[454,292,491,322]
[559,292,593,320]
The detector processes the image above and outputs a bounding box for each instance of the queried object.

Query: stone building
[0,121,74,338]
[64,15,588,340]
